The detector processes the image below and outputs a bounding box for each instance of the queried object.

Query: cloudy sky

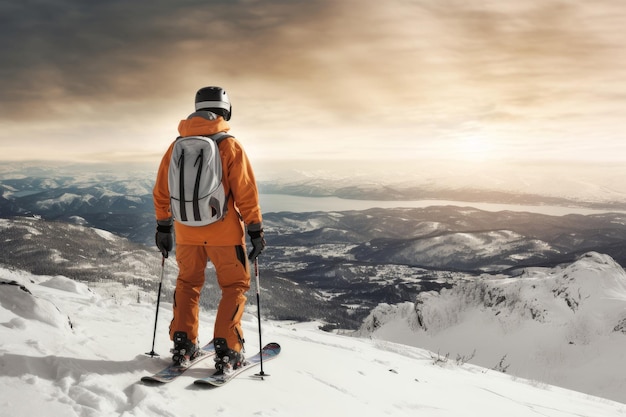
[1,0,626,187]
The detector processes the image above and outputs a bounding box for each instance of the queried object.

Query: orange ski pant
[170,244,250,352]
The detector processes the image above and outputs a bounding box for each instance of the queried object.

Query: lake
[259,194,625,216]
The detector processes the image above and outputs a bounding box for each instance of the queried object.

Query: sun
[456,134,495,162]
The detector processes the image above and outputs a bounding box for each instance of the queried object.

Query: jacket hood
[178,111,230,137]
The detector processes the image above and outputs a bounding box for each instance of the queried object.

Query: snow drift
[1,263,626,416]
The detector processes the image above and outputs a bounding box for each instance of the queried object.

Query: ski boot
[213,337,245,373]
[171,331,200,366]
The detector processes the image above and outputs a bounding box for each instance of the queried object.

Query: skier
[153,86,265,371]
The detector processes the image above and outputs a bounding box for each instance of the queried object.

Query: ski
[193,342,281,387]
[141,341,216,384]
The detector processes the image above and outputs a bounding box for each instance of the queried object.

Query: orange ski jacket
[153,112,262,246]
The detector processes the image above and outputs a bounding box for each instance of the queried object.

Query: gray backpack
[168,133,233,226]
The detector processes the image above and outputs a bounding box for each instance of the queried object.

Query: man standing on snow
[153,86,265,371]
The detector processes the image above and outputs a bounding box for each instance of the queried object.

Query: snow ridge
[359,252,626,403]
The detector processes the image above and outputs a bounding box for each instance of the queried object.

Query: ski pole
[146,255,165,357]
[253,258,268,378]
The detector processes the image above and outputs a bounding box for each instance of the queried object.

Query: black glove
[155,219,173,258]
[247,228,266,261]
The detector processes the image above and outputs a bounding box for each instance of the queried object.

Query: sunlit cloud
[0,0,625,179]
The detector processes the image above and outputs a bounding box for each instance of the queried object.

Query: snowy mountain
[3,161,626,249]
[3,205,626,331]
[358,252,626,403]
[0,216,159,284]
[0,162,156,244]
[262,207,626,329]
[1,266,625,417]
[265,207,626,270]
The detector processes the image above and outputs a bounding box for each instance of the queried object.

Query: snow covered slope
[359,252,626,403]
[1,266,625,416]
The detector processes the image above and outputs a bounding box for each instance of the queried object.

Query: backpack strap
[205,132,233,144]
[205,132,234,214]
[176,141,188,222]
[192,147,205,221]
